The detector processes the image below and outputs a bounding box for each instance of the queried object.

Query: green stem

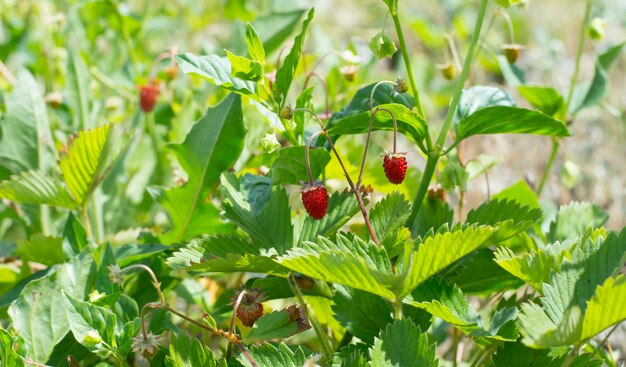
[537,138,559,196]
[393,299,403,320]
[81,203,93,240]
[289,274,334,363]
[406,152,438,230]
[407,0,489,231]
[565,0,593,114]
[391,13,431,150]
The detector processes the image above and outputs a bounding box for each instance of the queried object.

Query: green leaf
[245,23,266,64]
[63,293,117,354]
[246,309,301,341]
[548,201,608,242]
[454,86,516,125]
[18,234,65,266]
[371,319,438,367]
[59,124,112,205]
[369,31,397,59]
[448,249,524,295]
[570,43,624,114]
[466,199,542,242]
[279,235,397,300]
[270,146,331,185]
[252,9,307,56]
[456,106,570,141]
[409,278,518,346]
[497,55,525,86]
[241,173,273,215]
[581,274,626,340]
[494,247,559,291]
[370,192,411,241]
[62,212,88,258]
[411,197,454,238]
[327,103,428,145]
[294,86,315,138]
[0,69,54,174]
[238,343,307,367]
[274,8,314,104]
[176,53,256,95]
[0,329,25,366]
[224,0,254,21]
[439,160,469,192]
[226,51,263,81]
[8,251,95,363]
[492,340,601,367]
[492,180,540,210]
[0,170,78,209]
[222,174,293,254]
[517,85,566,118]
[332,285,392,344]
[401,225,496,297]
[494,0,524,7]
[165,333,218,367]
[66,48,92,129]
[298,191,359,244]
[155,93,245,243]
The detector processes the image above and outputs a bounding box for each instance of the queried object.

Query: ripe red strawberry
[233,288,265,327]
[383,153,407,184]
[139,82,160,113]
[301,183,329,220]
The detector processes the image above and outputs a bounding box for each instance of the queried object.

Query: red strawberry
[233,288,265,327]
[383,153,407,184]
[139,82,160,113]
[301,183,329,220]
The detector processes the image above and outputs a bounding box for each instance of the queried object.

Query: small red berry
[301,183,329,220]
[139,82,160,113]
[233,288,266,327]
[383,153,407,185]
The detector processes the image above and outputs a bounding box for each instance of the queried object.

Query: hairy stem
[565,0,593,114]
[305,131,325,185]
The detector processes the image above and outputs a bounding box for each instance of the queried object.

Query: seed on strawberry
[301,182,329,220]
[233,288,266,327]
[383,153,407,185]
[139,82,160,113]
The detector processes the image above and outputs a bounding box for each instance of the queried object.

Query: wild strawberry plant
[0,0,624,366]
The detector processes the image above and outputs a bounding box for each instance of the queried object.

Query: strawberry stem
[305,130,325,185]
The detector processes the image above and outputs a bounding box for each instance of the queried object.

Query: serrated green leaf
[0,170,78,209]
[63,292,117,353]
[449,248,524,295]
[245,23,265,64]
[492,180,540,210]
[466,199,542,242]
[241,173,273,215]
[226,50,263,81]
[439,160,468,192]
[411,197,454,238]
[273,8,314,104]
[222,174,293,254]
[548,202,608,242]
[298,191,359,244]
[0,69,54,174]
[332,285,393,344]
[494,247,558,291]
[59,124,112,205]
[409,278,518,346]
[165,333,218,367]
[62,213,88,258]
[8,251,95,363]
[270,146,331,185]
[238,343,308,367]
[456,106,570,141]
[326,103,428,145]
[373,319,438,367]
[370,192,411,241]
[581,274,626,340]
[176,53,257,95]
[492,340,602,367]
[400,225,495,297]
